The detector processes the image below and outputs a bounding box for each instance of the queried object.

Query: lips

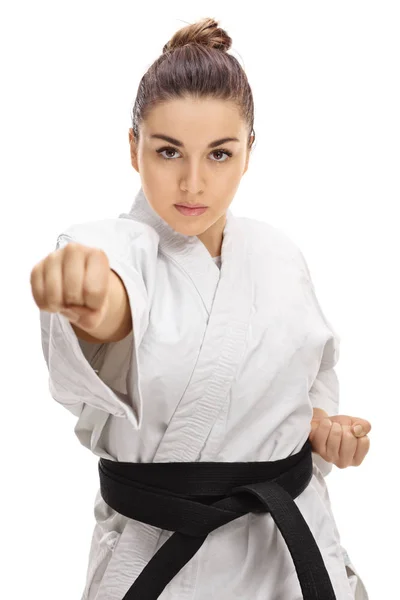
[176,204,208,208]
[174,204,209,217]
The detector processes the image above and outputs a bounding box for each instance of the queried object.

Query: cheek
[140,155,169,185]
[217,164,245,195]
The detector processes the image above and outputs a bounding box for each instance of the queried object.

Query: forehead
[143,97,245,140]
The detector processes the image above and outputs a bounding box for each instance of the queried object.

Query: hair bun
[163,17,232,54]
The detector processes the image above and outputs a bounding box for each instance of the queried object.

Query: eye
[210,149,233,162]
[156,146,233,162]
[157,147,180,160]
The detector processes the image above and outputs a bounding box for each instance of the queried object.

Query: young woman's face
[129,96,253,238]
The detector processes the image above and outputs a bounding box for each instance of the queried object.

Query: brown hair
[131,17,256,150]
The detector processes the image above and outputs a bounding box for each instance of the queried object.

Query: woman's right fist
[30,242,112,333]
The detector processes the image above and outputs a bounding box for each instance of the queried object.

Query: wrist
[312,407,329,419]
[101,269,132,342]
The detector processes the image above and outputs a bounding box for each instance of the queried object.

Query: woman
[32,17,370,600]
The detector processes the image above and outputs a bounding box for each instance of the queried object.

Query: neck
[196,213,226,257]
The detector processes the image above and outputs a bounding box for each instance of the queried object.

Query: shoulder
[237,215,303,262]
[56,216,160,259]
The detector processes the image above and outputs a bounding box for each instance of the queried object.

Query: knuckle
[63,243,83,262]
[62,244,85,266]
[93,248,110,267]
[92,247,107,259]
[64,241,81,252]
[46,251,59,263]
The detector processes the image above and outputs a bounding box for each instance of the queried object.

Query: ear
[129,128,139,172]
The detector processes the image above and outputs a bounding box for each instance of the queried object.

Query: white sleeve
[309,334,340,414]
[297,248,341,477]
[309,363,340,477]
[39,218,159,430]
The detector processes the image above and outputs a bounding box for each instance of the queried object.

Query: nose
[180,158,204,194]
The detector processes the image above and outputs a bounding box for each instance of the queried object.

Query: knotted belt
[98,438,336,599]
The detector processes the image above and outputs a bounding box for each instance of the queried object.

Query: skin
[310,408,371,469]
[128,95,254,257]
[128,95,371,468]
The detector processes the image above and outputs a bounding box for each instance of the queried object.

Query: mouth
[174,204,209,217]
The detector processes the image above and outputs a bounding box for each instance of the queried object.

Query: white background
[1,2,398,598]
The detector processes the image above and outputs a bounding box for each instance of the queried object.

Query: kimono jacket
[39,187,369,599]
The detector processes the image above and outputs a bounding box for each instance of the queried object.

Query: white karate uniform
[39,187,369,599]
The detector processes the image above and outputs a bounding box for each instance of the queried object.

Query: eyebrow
[150,134,240,148]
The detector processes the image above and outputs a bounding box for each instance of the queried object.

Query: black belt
[98,439,336,599]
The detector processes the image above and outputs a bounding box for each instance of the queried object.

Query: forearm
[71,270,132,344]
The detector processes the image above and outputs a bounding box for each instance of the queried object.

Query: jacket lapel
[120,188,253,462]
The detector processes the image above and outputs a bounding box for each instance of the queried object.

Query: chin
[170,220,207,237]
[165,210,212,237]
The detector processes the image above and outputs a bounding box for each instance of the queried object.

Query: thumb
[352,418,372,438]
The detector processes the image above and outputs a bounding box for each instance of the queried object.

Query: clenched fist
[309,410,371,469]
[30,242,112,334]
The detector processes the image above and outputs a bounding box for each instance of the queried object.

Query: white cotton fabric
[212,255,222,269]
[39,187,369,599]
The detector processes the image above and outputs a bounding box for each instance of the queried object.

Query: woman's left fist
[309,411,371,468]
